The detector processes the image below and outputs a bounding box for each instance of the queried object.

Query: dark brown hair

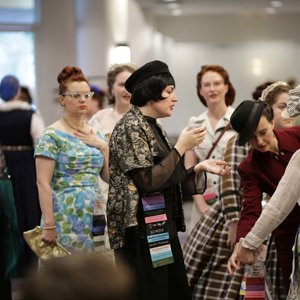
[57,66,89,94]
[107,63,137,105]
[196,65,235,107]
[261,103,274,123]
[252,81,274,101]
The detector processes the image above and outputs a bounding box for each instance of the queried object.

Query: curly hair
[57,66,89,94]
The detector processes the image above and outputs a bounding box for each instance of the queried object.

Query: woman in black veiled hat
[107,60,231,300]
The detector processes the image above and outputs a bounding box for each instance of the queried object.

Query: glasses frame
[61,92,95,101]
[201,80,225,90]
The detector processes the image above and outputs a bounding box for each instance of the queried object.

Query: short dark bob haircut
[131,73,175,107]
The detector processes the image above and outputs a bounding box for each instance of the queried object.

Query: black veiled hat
[230,100,266,146]
[125,60,172,94]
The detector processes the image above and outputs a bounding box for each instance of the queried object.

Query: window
[0,32,35,92]
[0,0,39,25]
[0,0,39,101]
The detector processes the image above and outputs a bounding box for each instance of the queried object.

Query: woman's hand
[227,243,242,275]
[237,244,256,265]
[75,128,109,154]
[174,126,206,156]
[194,159,231,176]
[41,228,57,247]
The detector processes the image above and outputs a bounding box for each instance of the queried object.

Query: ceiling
[135,0,300,16]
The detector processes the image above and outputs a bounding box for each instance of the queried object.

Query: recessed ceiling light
[270,1,282,8]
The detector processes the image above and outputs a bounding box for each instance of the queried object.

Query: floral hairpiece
[259,81,288,101]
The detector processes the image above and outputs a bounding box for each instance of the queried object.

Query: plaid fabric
[183,201,244,299]
[183,136,246,299]
[220,135,249,225]
[184,135,287,299]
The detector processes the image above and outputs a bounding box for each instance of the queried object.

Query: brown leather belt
[1,145,33,151]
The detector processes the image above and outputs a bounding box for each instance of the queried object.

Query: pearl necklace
[63,117,84,131]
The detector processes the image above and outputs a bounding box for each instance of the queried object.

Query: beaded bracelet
[43,225,56,230]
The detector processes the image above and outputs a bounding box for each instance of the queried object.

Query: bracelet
[43,225,56,230]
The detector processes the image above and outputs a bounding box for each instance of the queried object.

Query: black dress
[114,116,201,300]
[0,107,41,276]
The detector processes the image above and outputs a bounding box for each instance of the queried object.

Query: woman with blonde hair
[90,63,137,138]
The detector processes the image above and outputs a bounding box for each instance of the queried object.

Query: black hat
[125,60,172,94]
[230,100,266,146]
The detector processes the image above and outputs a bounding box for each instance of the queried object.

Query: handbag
[23,226,71,260]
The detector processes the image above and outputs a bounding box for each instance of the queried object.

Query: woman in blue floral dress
[35,66,109,253]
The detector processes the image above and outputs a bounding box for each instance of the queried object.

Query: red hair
[57,66,89,94]
[196,65,235,107]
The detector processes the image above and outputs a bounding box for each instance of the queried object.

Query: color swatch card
[244,262,265,300]
[142,194,174,268]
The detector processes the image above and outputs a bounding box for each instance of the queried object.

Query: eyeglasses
[201,81,225,89]
[61,92,94,101]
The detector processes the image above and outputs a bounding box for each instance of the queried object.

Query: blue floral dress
[35,128,106,252]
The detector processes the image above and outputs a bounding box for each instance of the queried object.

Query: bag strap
[205,123,231,160]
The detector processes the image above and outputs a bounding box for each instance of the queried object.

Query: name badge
[142,194,174,268]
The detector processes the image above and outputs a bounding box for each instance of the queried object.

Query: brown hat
[230,100,266,146]
[125,60,173,94]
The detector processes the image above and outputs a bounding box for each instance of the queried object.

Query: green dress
[0,146,21,282]
[35,128,106,252]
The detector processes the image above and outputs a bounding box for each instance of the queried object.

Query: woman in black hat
[107,60,231,300]
[228,100,300,290]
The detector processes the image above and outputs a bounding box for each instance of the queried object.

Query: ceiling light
[109,43,131,64]
[252,58,262,76]
[270,1,282,8]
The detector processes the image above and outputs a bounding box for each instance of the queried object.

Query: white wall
[75,0,107,79]
[155,14,300,135]
[35,0,76,125]
[34,1,300,137]
[35,0,155,125]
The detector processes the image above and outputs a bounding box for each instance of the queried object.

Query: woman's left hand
[194,159,231,176]
[75,128,108,153]
[237,245,256,265]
